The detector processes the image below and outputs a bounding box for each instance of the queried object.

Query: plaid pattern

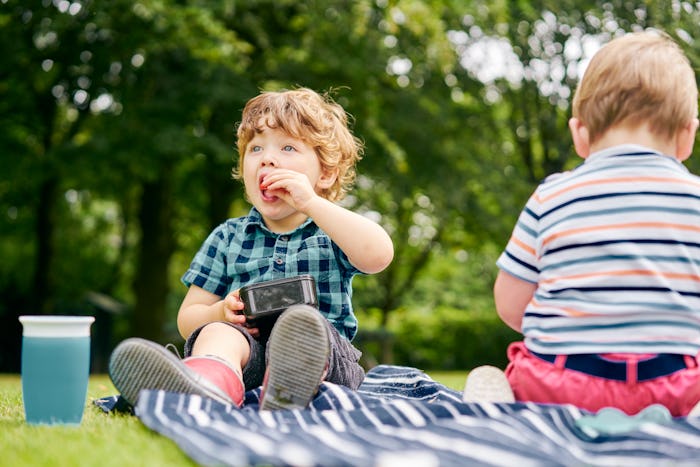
[182,208,361,340]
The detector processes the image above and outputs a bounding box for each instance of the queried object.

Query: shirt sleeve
[496,192,541,284]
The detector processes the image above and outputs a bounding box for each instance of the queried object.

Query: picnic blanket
[95,365,700,466]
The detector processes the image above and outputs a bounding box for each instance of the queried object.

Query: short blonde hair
[234,88,363,202]
[572,30,698,143]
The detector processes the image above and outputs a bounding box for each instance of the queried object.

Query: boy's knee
[198,321,240,337]
[185,321,253,358]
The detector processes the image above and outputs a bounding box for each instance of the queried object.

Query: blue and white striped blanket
[97,365,700,466]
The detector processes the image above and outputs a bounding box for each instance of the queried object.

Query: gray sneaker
[260,304,330,410]
[108,337,234,407]
[462,365,515,403]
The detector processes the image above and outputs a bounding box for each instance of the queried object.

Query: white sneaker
[462,365,515,403]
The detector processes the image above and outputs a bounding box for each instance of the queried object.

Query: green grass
[425,370,465,391]
[1,371,465,466]
[0,374,196,467]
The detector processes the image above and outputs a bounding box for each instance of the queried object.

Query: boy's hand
[260,169,318,212]
[223,290,260,338]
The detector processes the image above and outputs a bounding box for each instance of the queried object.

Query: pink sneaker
[183,355,244,407]
[109,338,244,407]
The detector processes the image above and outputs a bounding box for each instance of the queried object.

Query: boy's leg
[109,324,253,408]
[260,304,331,410]
[324,322,365,390]
[184,322,266,390]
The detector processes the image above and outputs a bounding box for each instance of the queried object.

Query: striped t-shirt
[497,145,700,355]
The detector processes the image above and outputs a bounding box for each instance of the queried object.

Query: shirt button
[275,258,284,265]
[279,235,289,242]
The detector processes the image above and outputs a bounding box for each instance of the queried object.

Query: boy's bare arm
[177,285,247,338]
[304,196,394,274]
[493,270,536,333]
[259,168,393,274]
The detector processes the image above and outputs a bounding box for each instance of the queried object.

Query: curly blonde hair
[234,88,364,202]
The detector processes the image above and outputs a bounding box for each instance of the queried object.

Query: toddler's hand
[223,290,261,339]
[260,169,317,212]
[223,290,246,326]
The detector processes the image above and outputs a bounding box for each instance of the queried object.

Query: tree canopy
[3,0,700,370]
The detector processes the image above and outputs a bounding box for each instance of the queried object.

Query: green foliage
[356,243,519,370]
[4,1,700,370]
[391,306,520,370]
[356,305,519,371]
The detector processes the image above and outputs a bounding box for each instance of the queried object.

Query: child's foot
[260,304,330,410]
[462,365,515,403]
[108,337,244,407]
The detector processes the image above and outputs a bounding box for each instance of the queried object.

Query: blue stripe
[610,151,663,157]
[503,251,539,273]
[524,320,700,334]
[522,205,539,222]
[532,293,693,312]
[540,205,700,237]
[540,191,700,220]
[546,238,700,255]
[546,286,700,298]
[540,254,700,271]
[515,218,537,238]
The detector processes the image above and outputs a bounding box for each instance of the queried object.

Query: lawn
[1,370,465,466]
[0,374,197,467]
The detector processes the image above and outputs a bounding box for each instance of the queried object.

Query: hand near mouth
[257,169,318,211]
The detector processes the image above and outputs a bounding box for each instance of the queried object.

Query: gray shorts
[183,319,365,390]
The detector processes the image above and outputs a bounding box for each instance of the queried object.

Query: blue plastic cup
[19,315,95,425]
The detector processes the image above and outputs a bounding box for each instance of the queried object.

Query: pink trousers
[505,341,700,416]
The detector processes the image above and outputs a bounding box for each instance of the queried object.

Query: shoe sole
[462,365,515,403]
[108,337,230,407]
[260,305,330,410]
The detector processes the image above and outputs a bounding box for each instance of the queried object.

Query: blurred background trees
[2,0,700,372]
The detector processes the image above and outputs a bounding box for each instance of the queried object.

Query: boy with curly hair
[109,88,394,410]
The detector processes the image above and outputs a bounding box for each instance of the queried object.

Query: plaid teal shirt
[182,207,362,340]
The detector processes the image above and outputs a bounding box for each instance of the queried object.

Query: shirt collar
[586,144,669,163]
[246,207,315,235]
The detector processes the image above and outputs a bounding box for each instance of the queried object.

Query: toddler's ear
[675,118,699,162]
[569,117,591,159]
[316,167,339,190]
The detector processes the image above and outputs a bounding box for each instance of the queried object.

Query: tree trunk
[131,174,175,342]
[33,175,58,314]
[205,160,240,229]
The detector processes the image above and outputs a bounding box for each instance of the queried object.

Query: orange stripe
[543,222,700,247]
[510,235,535,256]
[533,176,700,204]
[540,269,700,284]
[529,298,593,317]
